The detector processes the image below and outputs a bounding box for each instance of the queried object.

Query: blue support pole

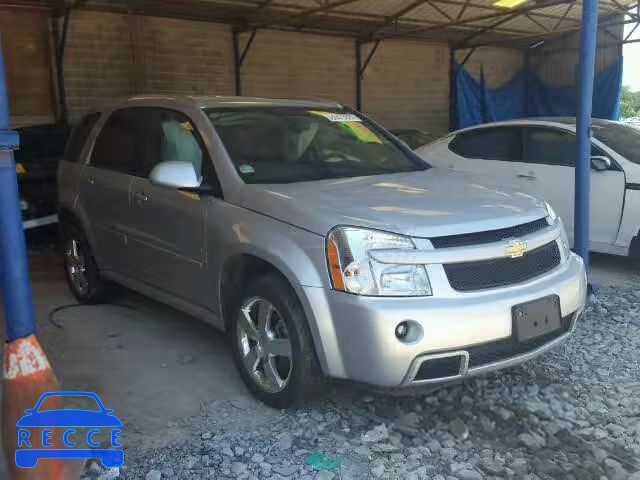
[574,0,600,271]
[0,40,37,342]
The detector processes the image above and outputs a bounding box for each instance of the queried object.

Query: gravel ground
[84,283,640,480]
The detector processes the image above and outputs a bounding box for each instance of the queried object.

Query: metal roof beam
[381,0,572,40]
[245,0,359,30]
[624,19,639,39]
[427,0,454,21]
[455,0,471,20]
[457,10,522,46]
[465,13,636,47]
[428,0,581,24]
[604,0,639,18]
[524,13,550,31]
[553,2,574,30]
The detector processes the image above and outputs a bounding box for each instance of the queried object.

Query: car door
[77,109,137,274]
[124,107,211,306]
[444,126,527,187]
[522,126,625,246]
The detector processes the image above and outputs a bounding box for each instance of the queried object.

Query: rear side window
[449,127,523,162]
[91,109,139,174]
[64,112,100,163]
[524,127,576,166]
[523,127,613,167]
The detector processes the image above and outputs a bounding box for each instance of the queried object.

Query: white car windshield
[592,122,640,165]
[205,107,428,184]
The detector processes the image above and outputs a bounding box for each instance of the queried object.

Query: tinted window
[449,127,522,161]
[91,109,139,174]
[64,113,100,163]
[391,130,438,150]
[593,122,640,165]
[91,108,212,180]
[524,127,611,167]
[524,127,576,166]
[205,107,427,184]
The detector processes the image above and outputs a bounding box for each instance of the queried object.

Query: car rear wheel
[62,224,109,304]
[230,274,324,408]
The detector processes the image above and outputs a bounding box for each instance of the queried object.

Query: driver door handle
[517,174,537,180]
[133,191,149,202]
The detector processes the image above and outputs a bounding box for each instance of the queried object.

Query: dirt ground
[0,250,637,478]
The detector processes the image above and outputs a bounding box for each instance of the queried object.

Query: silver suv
[58,96,587,408]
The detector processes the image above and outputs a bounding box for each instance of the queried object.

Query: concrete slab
[590,252,639,288]
[0,252,255,477]
[0,250,637,477]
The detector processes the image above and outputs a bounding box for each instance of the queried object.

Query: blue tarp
[454,59,623,129]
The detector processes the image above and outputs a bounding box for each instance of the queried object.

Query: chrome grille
[444,241,561,292]
[430,217,549,248]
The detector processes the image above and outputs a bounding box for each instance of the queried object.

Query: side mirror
[149,161,201,189]
[590,156,611,172]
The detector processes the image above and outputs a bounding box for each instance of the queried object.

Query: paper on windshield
[309,110,383,144]
[308,111,362,122]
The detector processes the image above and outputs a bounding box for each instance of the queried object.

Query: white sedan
[416,118,640,257]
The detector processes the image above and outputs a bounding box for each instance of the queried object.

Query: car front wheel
[230,274,324,408]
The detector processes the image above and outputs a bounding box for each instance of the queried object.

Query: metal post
[232,30,257,97]
[449,47,456,131]
[0,41,36,343]
[355,39,381,112]
[574,0,600,269]
[355,39,362,111]
[52,10,71,125]
[1,36,64,480]
[232,30,242,96]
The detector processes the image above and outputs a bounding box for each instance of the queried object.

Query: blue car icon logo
[15,391,124,469]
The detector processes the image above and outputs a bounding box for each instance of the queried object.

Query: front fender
[209,202,344,376]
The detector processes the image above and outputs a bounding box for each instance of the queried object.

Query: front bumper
[302,252,586,386]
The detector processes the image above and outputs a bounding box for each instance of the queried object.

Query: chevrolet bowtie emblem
[505,239,528,258]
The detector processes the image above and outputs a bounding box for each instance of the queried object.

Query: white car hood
[238,168,549,237]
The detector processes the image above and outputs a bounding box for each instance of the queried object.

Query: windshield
[592,122,640,165]
[205,107,428,184]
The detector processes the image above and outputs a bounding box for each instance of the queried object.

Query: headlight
[326,227,432,296]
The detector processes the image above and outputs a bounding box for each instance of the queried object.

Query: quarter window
[449,127,523,162]
[64,112,101,163]
[90,109,139,174]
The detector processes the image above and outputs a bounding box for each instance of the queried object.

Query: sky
[623,23,640,91]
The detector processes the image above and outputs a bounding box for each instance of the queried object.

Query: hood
[238,168,549,238]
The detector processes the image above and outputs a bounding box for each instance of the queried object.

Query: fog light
[395,322,409,339]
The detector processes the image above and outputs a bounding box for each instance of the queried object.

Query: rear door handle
[134,191,149,202]
[517,174,537,180]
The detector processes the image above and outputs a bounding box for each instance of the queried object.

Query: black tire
[229,274,325,408]
[61,223,109,304]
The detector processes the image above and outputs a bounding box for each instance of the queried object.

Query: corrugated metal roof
[1,0,636,47]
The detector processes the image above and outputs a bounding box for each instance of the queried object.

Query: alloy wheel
[236,296,293,393]
[65,237,89,296]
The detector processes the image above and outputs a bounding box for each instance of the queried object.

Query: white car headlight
[326,227,432,296]
[556,218,572,259]
[544,202,571,258]
[545,202,557,223]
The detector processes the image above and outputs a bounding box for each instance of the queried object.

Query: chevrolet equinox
[58,96,587,408]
